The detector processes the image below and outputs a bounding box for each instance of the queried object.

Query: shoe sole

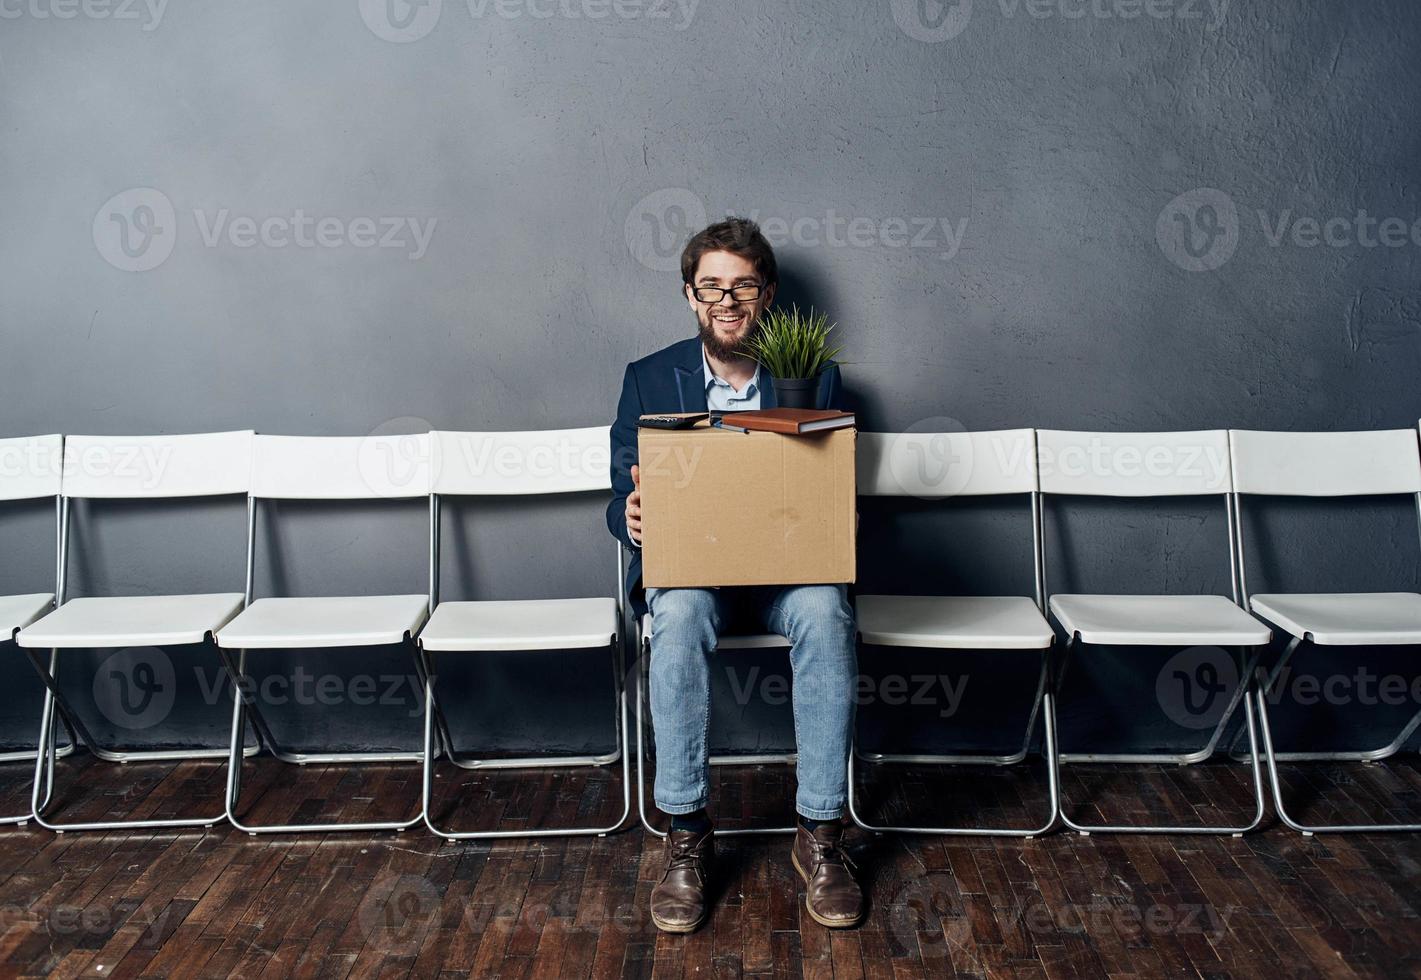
[791,850,864,929]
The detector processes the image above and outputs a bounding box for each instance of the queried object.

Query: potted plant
[745,305,843,409]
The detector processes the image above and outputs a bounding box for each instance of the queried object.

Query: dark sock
[799,816,825,832]
[670,809,711,833]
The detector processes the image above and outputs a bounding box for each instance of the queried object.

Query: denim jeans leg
[764,584,857,821]
[645,586,724,815]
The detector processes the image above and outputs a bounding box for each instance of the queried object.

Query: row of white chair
[1,425,1420,839]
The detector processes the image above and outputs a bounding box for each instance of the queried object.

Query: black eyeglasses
[689,282,764,304]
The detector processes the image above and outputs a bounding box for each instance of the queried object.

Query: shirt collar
[701,344,760,395]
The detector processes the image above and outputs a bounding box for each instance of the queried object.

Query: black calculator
[637,414,709,429]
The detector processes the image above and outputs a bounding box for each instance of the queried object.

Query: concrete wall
[1,0,1419,760]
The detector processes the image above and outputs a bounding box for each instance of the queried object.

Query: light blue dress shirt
[701,345,761,412]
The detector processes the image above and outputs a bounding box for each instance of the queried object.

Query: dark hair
[680,217,778,288]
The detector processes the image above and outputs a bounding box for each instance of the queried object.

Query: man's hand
[626,464,643,546]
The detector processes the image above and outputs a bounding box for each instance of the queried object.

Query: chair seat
[215,595,429,649]
[17,593,244,649]
[640,614,789,650]
[1250,592,1421,646]
[1049,594,1271,647]
[856,595,1054,650]
[1,594,55,639]
[420,597,618,652]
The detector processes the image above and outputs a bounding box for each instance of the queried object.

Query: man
[607,217,863,933]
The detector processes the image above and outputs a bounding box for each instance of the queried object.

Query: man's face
[685,249,776,361]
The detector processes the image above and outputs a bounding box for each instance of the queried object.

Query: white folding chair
[0,434,78,825]
[215,433,431,835]
[17,431,254,832]
[1039,429,1271,835]
[1229,427,1421,835]
[849,429,1059,837]
[416,427,631,839]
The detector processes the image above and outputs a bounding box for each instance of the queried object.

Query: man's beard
[696,310,760,363]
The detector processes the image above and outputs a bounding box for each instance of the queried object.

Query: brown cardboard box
[638,417,856,588]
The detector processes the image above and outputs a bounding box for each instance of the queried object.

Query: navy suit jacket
[607,336,846,617]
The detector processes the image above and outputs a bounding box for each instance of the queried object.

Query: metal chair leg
[222,644,426,835]
[28,650,228,833]
[635,624,797,838]
[1231,635,1421,763]
[1056,638,1268,836]
[420,640,632,839]
[847,650,1060,837]
[1253,651,1421,834]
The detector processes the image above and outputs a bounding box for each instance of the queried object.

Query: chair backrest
[1036,429,1232,497]
[60,431,253,499]
[0,434,63,501]
[857,429,1037,497]
[1229,429,1421,497]
[430,427,610,495]
[249,433,431,500]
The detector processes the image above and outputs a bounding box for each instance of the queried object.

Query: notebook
[717,408,856,435]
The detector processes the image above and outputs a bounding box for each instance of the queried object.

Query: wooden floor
[1,752,1420,979]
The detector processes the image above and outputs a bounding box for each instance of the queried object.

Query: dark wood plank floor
[1,752,1420,978]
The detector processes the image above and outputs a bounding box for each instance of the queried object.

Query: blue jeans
[644,583,857,821]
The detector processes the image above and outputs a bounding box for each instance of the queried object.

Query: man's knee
[777,585,855,639]
[648,587,721,638]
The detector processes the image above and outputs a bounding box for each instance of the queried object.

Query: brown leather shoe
[791,822,864,928]
[650,825,715,933]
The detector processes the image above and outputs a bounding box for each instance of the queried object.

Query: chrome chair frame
[3,492,77,828]
[1046,474,1268,837]
[847,487,1060,838]
[418,494,631,840]
[1233,478,1421,835]
[29,490,259,833]
[223,492,427,836]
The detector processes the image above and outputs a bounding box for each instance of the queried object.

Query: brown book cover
[718,408,856,435]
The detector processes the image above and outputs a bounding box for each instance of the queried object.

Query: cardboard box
[638,418,856,588]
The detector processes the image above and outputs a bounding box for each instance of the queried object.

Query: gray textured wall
[2,1,1420,762]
